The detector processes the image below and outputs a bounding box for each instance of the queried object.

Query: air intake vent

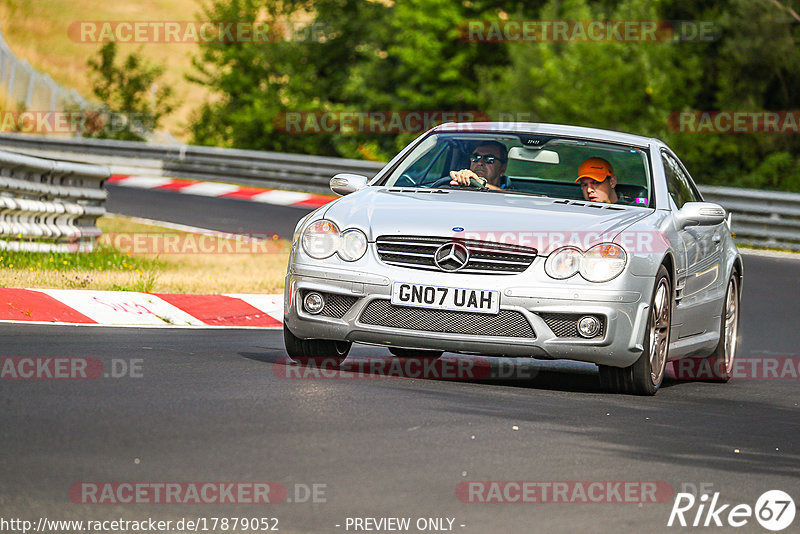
[359,300,535,338]
[539,312,605,338]
[302,291,358,319]
[387,188,449,194]
[553,199,625,210]
[376,235,537,274]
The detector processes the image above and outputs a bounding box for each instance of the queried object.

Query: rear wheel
[388,348,444,359]
[599,265,671,395]
[283,325,351,366]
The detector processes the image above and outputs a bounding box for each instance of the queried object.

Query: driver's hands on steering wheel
[449,169,487,188]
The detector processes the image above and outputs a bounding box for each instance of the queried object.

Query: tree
[688,0,800,190]
[187,0,800,191]
[85,42,174,141]
[483,0,702,138]
[189,0,540,159]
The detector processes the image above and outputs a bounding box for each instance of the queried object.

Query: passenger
[575,157,619,204]
[449,141,510,190]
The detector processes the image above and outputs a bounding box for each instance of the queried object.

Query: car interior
[384,133,652,207]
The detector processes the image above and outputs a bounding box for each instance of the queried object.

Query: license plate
[390,282,500,315]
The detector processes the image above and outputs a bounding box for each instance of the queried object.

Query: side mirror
[676,202,726,228]
[330,173,368,196]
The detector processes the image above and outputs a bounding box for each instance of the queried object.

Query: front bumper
[284,262,656,368]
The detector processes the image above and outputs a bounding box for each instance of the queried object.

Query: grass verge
[0,214,290,294]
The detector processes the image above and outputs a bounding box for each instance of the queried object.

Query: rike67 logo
[668,489,795,531]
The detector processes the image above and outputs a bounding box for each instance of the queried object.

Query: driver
[575,157,619,203]
[449,141,510,190]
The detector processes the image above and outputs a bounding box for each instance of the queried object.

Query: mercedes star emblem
[434,242,470,271]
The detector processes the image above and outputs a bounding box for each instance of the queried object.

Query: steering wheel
[429,175,485,189]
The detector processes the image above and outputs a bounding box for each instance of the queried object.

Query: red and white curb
[0,288,284,328]
[107,175,336,209]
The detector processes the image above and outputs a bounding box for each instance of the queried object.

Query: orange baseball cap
[576,157,614,183]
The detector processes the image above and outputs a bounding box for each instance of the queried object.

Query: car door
[662,150,723,337]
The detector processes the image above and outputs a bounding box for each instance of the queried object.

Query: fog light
[303,292,325,315]
[577,316,601,338]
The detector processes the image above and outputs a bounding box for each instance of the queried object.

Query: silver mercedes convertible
[283,123,742,395]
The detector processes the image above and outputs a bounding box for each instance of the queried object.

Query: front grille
[538,313,605,338]
[359,299,535,338]
[376,235,536,274]
[303,291,358,319]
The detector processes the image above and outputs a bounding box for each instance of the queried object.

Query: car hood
[323,188,652,253]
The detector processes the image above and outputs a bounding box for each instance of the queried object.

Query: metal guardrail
[0,132,798,251]
[0,23,88,112]
[0,149,108,252]
[701,186,800,251]
[0,132,384,194]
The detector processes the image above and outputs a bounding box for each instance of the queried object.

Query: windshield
[380,132,653,208]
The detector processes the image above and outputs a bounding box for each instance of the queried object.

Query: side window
[662,152,697,209]
[423,149,448,183]
[676,157,703,202]
[392,143,451,186]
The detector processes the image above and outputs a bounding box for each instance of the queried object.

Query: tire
[599,265,671,395]
[673,272,740,382]
[388,348,444,359]
[283,325,351,366]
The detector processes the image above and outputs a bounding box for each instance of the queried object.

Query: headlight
[580,244,627,282]
[545,247,582,279]
[301,220,340,259]
[300,220,368,261]
[339,229,367,261]
[293,214,310,242]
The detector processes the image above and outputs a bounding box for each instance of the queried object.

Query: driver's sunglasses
[470,153,502,164]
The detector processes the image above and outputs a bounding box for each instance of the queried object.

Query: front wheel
[283,325,351,366]
[599,265,671,395]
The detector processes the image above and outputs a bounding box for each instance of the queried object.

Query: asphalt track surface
[2,188,800,533]
[106,184,312,239]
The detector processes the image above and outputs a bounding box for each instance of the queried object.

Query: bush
[740,152,800,192]
[85,42,173,141]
